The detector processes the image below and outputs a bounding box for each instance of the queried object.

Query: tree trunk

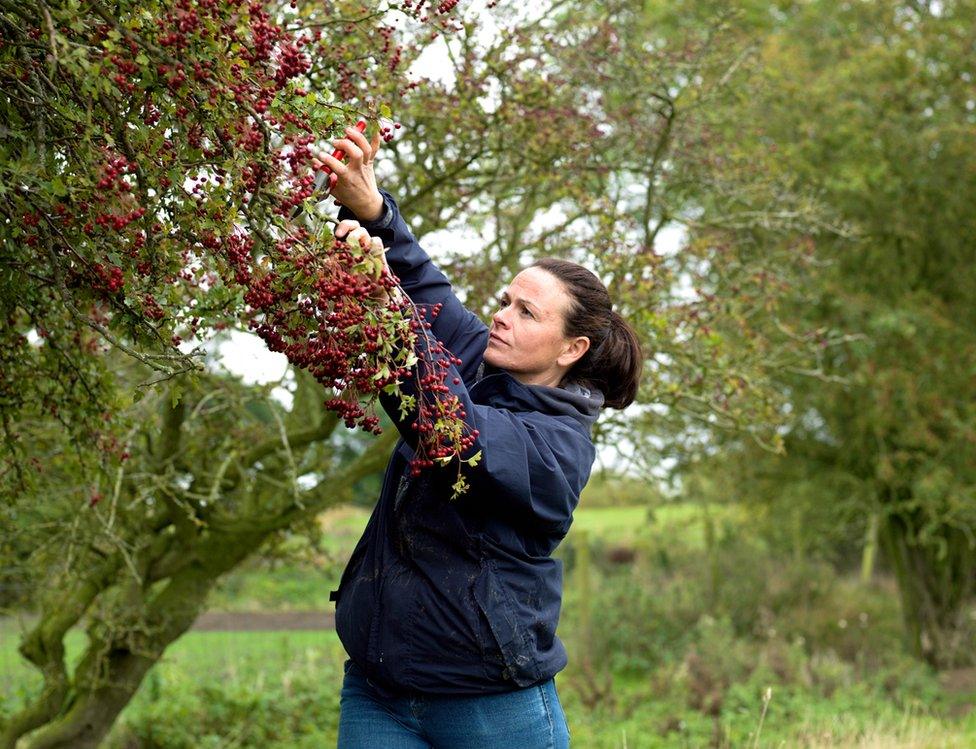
[860,512,879,585]
[10,531,263,749]
[20,647,168,749]
[879,512,976,669]
[3,406,386,748]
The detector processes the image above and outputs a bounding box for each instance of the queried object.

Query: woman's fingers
[348,227,372,250]
[314,152,348,176]
[336,224,372,251]
[308,123,384,219]
[344,125,374,163]
[311,123,377,165]
[335,221,385,258]
[334,219,361,240]
[329,137,363,167]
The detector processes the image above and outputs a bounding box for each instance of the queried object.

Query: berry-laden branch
[1,0,474,484]
[399,300,482,497]
[241,221,481,498]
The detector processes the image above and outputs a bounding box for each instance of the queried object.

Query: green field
[3,504,975,748]
[202,501,741,612]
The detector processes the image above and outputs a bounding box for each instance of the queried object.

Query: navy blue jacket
[331,191,604,697]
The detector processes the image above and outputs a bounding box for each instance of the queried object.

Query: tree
[383,0,835,470]
[1,0,476,745]
[682,0,976,667]
[0,0,476,495]
[1,356,398,748]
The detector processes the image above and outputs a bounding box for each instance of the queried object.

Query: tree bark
[19,530,263,749]
[879,511,976,669]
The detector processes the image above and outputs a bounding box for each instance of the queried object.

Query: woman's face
[484,267,590,387]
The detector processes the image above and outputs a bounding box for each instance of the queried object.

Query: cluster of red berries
[91,263,125,294]
[437,0,461,13]
[216,226,480,475]
[274,41,311,86]
[393,303,482,477]
[379,122,402,142]
[90,207,146,233]
[400,0,458,18]
[95,153,137,191]
[142,293,166,321]
[236,238,410,432]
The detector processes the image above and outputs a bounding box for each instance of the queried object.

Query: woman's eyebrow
[500,292,542,313]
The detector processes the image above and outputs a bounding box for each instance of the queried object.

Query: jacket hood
[473,361,604,430]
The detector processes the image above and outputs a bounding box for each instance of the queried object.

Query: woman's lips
[489,333,507,345]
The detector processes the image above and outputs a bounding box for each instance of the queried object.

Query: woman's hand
[335,219,397,303]
[312,125,385,222]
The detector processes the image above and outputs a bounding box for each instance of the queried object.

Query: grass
[570,501,743,547]
[6,625,970,748]
[204,502,706,612]
[3,502,974,748]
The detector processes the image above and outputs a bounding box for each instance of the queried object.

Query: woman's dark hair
[531,258,643,410]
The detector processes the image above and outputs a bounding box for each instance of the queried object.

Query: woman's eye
[521,307,533,317]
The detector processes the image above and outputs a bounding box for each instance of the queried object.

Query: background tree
[676,0,976,668]
[382,0,838,468]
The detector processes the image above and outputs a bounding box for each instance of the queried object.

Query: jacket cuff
[337,190,396,231]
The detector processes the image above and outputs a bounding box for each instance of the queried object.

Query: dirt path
[191,610,335,631]
[1,610,335,634]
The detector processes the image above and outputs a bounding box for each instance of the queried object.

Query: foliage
[0,1,473,743]
[5,0,974,744]
[0,0,478,500]
[677,0,976,667]
[555,506,973,747]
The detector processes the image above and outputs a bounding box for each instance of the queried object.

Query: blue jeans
[337,660,571,748]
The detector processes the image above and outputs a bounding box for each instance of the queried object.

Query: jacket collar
[471,360,604,430]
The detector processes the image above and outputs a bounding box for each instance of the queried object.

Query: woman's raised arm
[314,127,488,384]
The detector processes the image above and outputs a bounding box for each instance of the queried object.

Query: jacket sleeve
[463,407,596,531]
[379,344,595,532]
[337,190,489,386]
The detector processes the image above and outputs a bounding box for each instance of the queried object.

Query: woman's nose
[492,308,510,328]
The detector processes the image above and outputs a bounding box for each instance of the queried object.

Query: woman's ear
[557,336,590,368]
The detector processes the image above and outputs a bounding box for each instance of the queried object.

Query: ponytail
[586,309,643,409]
[530,258,643,409]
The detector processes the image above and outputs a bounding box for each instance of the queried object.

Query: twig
[39,0,58,76]
[269,404,303,508]
[751,687,773,749]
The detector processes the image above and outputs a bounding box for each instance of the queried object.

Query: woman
[313,126,643,748]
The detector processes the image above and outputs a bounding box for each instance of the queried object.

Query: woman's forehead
[505,267,571,316]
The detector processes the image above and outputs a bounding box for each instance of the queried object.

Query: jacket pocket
[471,561,541,687]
